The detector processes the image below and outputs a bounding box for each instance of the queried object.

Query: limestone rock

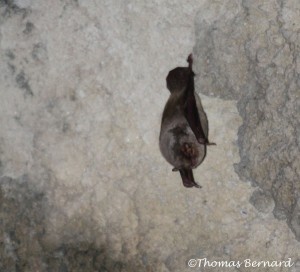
[194,0,300,240]
[0,0,299,271]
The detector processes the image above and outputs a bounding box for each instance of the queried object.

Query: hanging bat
[159,54,215,188]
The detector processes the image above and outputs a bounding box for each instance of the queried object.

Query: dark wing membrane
[183,74,208,145]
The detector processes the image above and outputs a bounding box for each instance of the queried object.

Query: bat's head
[166,67,194,93]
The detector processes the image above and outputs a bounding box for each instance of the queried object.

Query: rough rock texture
[194,0,300,241]
[0,0,299,271]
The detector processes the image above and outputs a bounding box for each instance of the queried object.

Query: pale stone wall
[0,0,299,271]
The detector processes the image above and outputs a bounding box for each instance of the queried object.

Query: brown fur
[159,54,214,188]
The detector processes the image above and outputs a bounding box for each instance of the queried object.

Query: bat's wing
[183,75,208,145]
[179,169,201,188]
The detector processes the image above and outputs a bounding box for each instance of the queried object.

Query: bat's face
[166,67,191,93]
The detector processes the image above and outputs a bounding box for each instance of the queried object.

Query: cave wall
[0,0,299,271]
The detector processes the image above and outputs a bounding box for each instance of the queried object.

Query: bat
[159,54,215,188]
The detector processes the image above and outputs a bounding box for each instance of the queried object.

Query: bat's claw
[187,53,193,63]
[194,182,202,188]
[207,142,216,146]
[183,181,194,188]
[197,138,216,146]
[183,180,202,188]
[187,53,193,69]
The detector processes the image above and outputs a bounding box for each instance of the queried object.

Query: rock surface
[194,0,300,240]
[0,0,299,271]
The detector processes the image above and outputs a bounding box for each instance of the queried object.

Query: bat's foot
[187,53,193,69]
[183,180,202,188]
[187,53,193,64]
[179,169,202,189]
[197,138,216,146]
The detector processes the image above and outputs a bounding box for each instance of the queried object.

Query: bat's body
[159,54,214,188]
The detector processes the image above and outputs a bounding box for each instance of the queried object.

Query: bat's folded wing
[184,92,208,145]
